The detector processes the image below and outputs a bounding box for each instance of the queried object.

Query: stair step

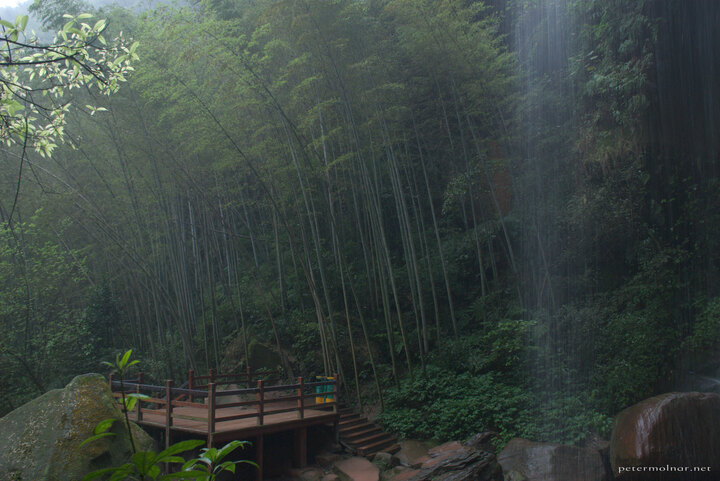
[343,426,381,441]
[338,418,365,428]
[335,406,398,458]
[385,444,401,455]
[339,419,371,430]
[340,421,374,434]
[357,437,398,456]
[348,432,393,447]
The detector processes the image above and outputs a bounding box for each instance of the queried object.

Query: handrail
[109,373,338,445]
[189,368,282,390]
[192,370,280,381]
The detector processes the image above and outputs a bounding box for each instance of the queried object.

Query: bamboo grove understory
[1,0,719,444]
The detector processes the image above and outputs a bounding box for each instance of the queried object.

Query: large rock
[248,339,282,372]
[395,439,437,468]
[335,456,380,481]
[372,452,400,471]
[497,438,608,481]
[609,392,720,479]
[392,437,502,481]
[0,373,154,481]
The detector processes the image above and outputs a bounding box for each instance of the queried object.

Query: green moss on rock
[0,373,154,481]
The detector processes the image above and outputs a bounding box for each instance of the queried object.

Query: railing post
[297,377,304,419]
[165,380,173,450]
[188,369,194,402]
[332,373,338,413]
[109,373,115,392]
[209,368,216,385]
[207,382,216,448]
[136,372,144,422]
[257,379,265,426]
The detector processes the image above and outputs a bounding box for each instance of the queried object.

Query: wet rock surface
[0,373,154,481]
[497,438,608,481]
[334,456,381,481]
[395,439,438,468]
[387,437,502,481]
[372,452,400,471]
[609,392,720,480]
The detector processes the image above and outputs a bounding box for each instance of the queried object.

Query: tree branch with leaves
[0,11,138,158]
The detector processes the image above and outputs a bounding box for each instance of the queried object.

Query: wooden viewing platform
[110,371,339,480]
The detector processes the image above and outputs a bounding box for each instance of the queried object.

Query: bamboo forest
[0,0,719,480]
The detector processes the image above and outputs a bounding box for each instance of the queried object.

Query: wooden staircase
[338,407,400,457]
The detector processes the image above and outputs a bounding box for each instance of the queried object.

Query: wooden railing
[110,374,338,447]
[188,368,282,390]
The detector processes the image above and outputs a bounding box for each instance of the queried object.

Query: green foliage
[0,9,137,157]
[278,311,323,374]
[82,439,253,481]
[685,297,720,352]
[83,351,254,481]
[429,317,533,379]
[1,0,719,453]
[0,213,97,414]
[377,361,613,447]
[377,366,532,444]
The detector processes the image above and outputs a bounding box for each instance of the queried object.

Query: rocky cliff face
[0,373,154,481]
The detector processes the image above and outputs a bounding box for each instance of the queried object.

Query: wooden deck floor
[112,374,338,479]
[128,401,338,444]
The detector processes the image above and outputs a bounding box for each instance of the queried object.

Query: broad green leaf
[79,432,116,447]
[124,396,138,412]
[161,471,209,479]
[3,100,24,117]
[108,466,135,481]
[119,349,132,367]
[94,418,116,434]
[132,451,157,474]
[161,456,187,464]
[81,467,123,481]
[215,440,248,462]
[217,461,237,473]
[200,447,218,461]
[15,15,28,30]
[127,392,150,400]
[156,439,205,461]
[181,459,200,471]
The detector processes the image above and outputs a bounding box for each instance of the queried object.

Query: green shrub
[685,297,720,352]
[378,361,613,447]
[377,366,532,445]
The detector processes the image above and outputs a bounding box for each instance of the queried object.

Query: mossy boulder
[0,373,154,481]
[248,339,282,372]
[220,337,282,374]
